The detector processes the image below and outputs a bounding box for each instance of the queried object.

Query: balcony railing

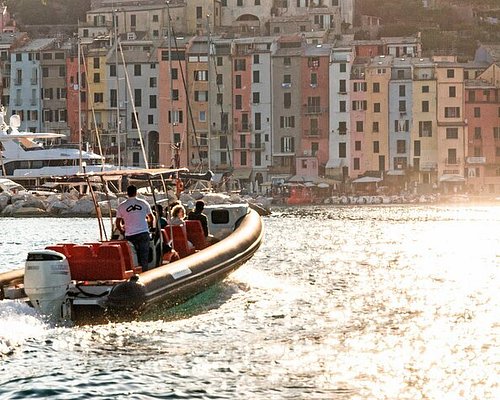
[445,157,461,165]
[248,142,265,151]
[236,123,252,132]
[303,105,328,115]
[304,128,322,137]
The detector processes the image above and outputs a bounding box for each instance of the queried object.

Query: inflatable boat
[0,169,264,324]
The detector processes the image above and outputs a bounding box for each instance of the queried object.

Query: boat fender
[106,277,147,317]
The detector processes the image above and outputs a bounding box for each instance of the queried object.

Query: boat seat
[94,244,135,281]
[185,220,208,250]
[162,225,196,259]
[109,240,142,274]
[67,244,97,281]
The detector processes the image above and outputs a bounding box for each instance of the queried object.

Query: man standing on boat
[115,185,155,271]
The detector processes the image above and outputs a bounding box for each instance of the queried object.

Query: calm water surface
[0,205,499,399]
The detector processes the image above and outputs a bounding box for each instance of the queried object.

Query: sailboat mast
[77,36,83,173]
[114,8,121,170]
[166,1,175,167]
[206,14,211,171]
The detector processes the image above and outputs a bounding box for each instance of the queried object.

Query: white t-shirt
[116,197,152,236]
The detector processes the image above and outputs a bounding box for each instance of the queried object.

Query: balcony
[303,105,328,115]
[281,82,292,89]
[248,142,266,151]
[445,157,461,165]
[304,128,322,137]
[236,123,252,132]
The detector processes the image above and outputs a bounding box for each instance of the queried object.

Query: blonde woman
[170,204,194,250]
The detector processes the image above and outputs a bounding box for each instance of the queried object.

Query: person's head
[171,204,185,219]
[195,200,205,212]
[155,204,163,216]
[127,184,137,197]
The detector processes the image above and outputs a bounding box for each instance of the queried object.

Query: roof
[13,38,57,52]
[77,167,189,180]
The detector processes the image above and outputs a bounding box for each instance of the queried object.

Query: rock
[46,200,70,215]
[12,207,48,217]
[1,204,14,216]
[0,193,10,211]
[63,198,95,216]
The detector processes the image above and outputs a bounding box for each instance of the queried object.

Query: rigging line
[80,49,105,170]
[169,23,203,170]
[118,40,149,169]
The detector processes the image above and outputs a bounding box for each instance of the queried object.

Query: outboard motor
[24,250,71,321]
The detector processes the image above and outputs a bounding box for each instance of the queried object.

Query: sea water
[0,205,499,399]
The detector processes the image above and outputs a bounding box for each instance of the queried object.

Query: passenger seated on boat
[170,204,195,252]
[115,184,155,271]
[187,200,217,245]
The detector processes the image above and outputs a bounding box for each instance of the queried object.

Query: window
[255,0,260,4]
[235,75,242,89]
[216,93,223,104]
[194,70,208,81]
[94,92,103,103]
[339,79,346,93]
[42,67,49,78]
[373,82,380,93]
[399,100,406,112]
[373,122,379,133]
[168,110,183,124]
[446,128,458,139]
[373,141,379,153]
[414,140,421,157]
[339,142,346,158]
[150,77,157,88]
[149,95,157,109]
[355,141,361,151]
[279,116,295,128]
[280,136,294,152]
[353,82,367,92]
[474,127,481,139]
[356,121,363,132]
[283,74,291,84]
[340,101,346,112]
[394,119,409,132]
[422,85,429,93]
[254,113,261,130]
[447,148,457,164]
[237,0,243,5]
[172,89,179,100]
[419,121,432,137]
[59,66,65,77]
[134,89,142,107]
[195,91,208,102]
[310,73,317,86]
[171,68,178,80]
[234,59,246,71]
[110,89,117,108]
[469,91,475,102]
[253,54,259,64]
[340,63,346,73]
[217,57,223,66]
[199,111,206,122]
[253,92,260,104]
[399,85,405,97]
[134,64,141,76]
[353,158,360,170]
[449,86,456,97]
[284,57,291,66]
[284,92,291,108]
[110,64,116,77]
[494,127,500,140]
[397,140,406,154]
[148,115,154,124]
[94,73,100,83]
[235,95,242,109]
[216,74,223,85]
[474,107,481,118]
[253,70,260,83]
[153,14,158,22]
[352,100,367,111]
[130,14,136,27]
[444,107,460,118]
[447,69,454,78]
[338,121,347,134]
[94,58,100,69]
[422,101,429,112]
[196,6,202,19]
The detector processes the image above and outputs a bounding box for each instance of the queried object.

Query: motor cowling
[24,250,71,321]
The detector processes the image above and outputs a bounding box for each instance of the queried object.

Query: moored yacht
[0,107,120,185]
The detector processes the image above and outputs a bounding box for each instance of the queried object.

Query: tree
[6,0,91,26]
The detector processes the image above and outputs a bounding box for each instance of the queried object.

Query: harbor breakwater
[0,190,273,218]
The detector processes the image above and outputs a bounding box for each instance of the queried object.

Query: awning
[232,168,252,180]
[353,176,382,183]
[288,175,314,183]
[325,159,343,169]
[386,170,405,176]
[439,174,465,183]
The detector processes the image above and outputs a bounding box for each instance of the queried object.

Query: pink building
[66,46,87,144]
[298,43,330,178]
[350,57,369,177]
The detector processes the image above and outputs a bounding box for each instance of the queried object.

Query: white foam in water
[0,300,49,356]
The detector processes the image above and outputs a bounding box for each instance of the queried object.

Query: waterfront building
[9,38,59,133]
[185,0,222,35]
[298,43,331,179]
[247,37,275,185]
[208,38,233,173]
[349,56,368,178]
[388,57,413,174]
[186,36,210,170]
[158,36,190,168]
[364,55,391,177]
[465,63,500,194]
[270,35,304,181]
[326,45,354,180]
[411,58,438,190]
[434,56,467,187]
[0,32,28,108]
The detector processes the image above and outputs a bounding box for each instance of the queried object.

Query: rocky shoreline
[0,189,273,218]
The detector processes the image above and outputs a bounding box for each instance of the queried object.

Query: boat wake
[0,300,50,357]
